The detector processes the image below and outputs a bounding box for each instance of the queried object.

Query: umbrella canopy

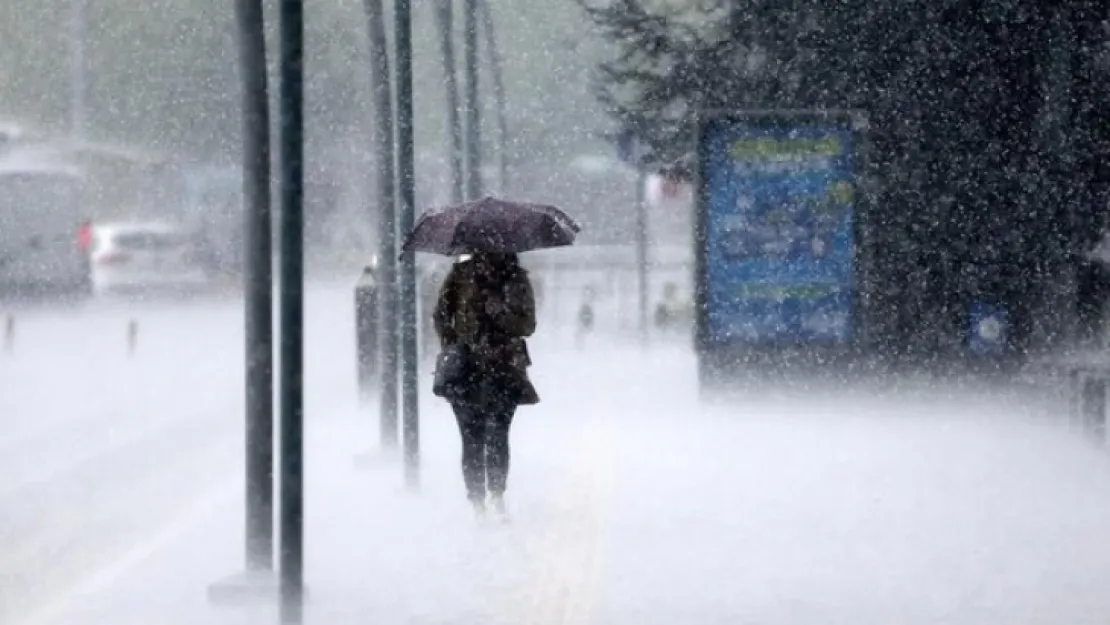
[400,196,581,257]
[1088,233,1110,266]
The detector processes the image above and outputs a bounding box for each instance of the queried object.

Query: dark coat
[433,257,539,405]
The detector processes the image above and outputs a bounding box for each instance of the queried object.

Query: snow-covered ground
[3,282,1110,624]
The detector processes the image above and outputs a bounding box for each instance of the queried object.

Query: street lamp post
[276,0,306,621]
[236,0,275,575]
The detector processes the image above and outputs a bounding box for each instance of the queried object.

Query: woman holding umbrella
[434,252,538,518]
[403,197,579,520]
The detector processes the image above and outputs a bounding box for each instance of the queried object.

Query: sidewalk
[22,340,1110,625]
[15,423,577,624]
[19,342,665,625]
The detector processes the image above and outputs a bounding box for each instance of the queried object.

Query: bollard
[4,314,13,353]
[576,284,596,344]
[354,266,379,400]
[1068,369,1081,428]
[654,301,671,331]
[127,319,138,356]
[576,301,595,347]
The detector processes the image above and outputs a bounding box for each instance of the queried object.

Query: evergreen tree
[578,0,1110,356]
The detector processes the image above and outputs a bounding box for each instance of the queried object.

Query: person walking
[401,196,577,518]
[433,252,539,520]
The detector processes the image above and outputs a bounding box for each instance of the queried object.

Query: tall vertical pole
[235,0,274,573]
[69,0,87,137]
[462,0,482,199]
[635,168,649,344]
[364,0,399,448]
[395,0,420,489]
[476,0,508,193]
[433,0,464,204]
[277,0,305,621]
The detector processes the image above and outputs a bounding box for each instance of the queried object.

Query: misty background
[8,2,1110,624]
[0,0,662,259]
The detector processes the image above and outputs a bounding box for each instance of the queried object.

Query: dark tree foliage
[579,0,1110,358]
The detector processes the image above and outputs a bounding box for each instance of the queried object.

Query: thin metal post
[364,0,399,447]
[396,0,421,490]
[235,0,274,573]
[277,0,305,621]
[433,0,464,203]
[69,0,87,137]
[635,168,649,343]
[477,0,508,192]
[462,0,482,199]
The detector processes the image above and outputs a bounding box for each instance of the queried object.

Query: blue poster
[701,118,856,344]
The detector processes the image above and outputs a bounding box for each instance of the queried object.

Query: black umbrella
[400,196,581,257]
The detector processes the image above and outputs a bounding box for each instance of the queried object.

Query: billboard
[697,114,858,346]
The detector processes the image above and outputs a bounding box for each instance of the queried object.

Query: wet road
[5,285,1110,625]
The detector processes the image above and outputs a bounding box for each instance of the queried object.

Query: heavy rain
[2,1,1110,624]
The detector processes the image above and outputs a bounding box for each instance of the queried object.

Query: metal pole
[396,0,421,490]
[69,0,87,137]
[277,0,305,621]
[477,0,508,192]
[462,0,482,199]
[235,0,274,573]
[433,0,464,203]
[364,0,399,448]
[635,168,649,344]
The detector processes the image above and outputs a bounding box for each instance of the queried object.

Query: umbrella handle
[398,230,417,260]
[397,211,430,258]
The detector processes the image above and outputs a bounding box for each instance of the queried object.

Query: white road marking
[14,477,243,625]
[508,416,619,625]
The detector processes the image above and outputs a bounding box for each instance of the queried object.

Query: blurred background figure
[653,281,691,334]
[576,284,596,346]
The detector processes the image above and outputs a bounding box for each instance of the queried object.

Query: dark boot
[453,403,488,507]
[485,405,516,520]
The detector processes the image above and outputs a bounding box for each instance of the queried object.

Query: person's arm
[498,274,536,338]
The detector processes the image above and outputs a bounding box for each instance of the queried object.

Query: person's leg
[485,402,517,503]
[452,402,488,508]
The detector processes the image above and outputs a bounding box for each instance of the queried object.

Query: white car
[89,221,210,297]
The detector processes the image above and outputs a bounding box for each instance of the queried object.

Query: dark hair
[474,252,523,289]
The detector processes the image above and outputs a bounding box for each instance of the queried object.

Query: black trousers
[451,397,517,502]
